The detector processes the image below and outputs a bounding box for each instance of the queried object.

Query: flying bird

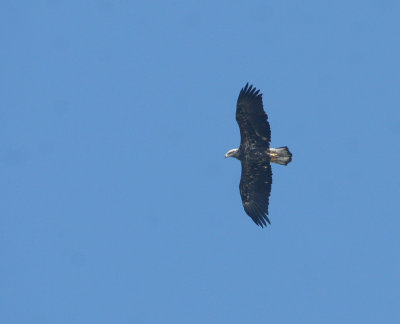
[225,83,292,227]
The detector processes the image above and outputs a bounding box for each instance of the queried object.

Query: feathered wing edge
[246,200,271,227]
[236,83,271,146]
[239,162,273,228]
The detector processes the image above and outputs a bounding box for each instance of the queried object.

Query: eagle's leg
[269,152,279,163]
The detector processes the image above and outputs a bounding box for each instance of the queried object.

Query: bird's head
[225,148,239,159]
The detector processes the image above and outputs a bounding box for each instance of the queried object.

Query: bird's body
[225,83,292,227]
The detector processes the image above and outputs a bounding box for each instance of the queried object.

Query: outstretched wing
[239,161,272,227]
[236,83,271,148]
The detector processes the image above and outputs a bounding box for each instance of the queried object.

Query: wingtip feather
[239,83,263,100]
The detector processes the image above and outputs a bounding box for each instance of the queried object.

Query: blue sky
[1,1,399,323]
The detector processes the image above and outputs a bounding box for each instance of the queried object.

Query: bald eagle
[225,83,292,227]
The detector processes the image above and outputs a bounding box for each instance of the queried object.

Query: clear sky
[1,1,399,323]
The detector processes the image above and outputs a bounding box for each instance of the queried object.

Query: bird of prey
[225,83,292,227]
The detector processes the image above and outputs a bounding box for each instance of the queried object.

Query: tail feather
[269,146,292,165]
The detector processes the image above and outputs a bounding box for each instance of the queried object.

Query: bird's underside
[225,83,292,227]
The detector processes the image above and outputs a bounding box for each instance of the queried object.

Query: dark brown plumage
[225,83,292,227]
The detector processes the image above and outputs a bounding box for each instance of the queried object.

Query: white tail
[269,146,292,165]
